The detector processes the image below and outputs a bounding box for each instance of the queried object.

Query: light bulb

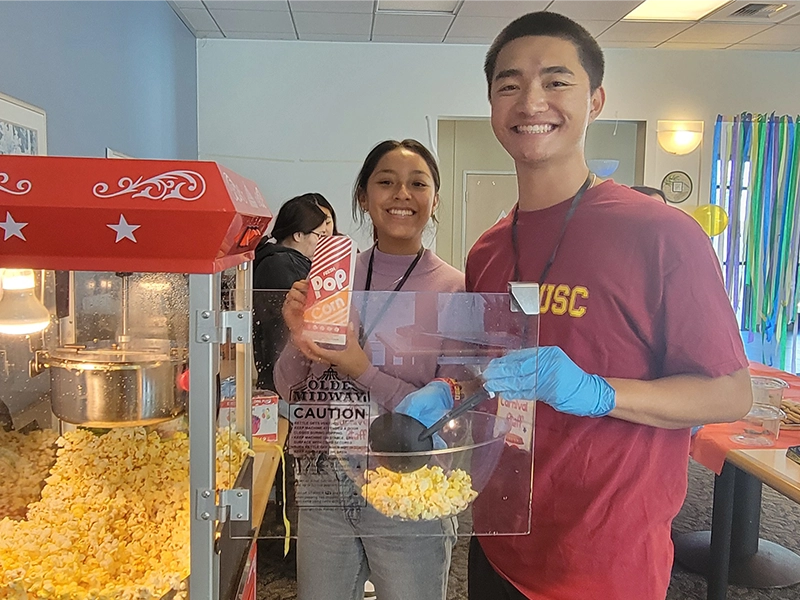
[0,269,51,335]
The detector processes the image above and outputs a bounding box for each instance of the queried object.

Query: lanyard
[511,172,595,283]
[365,246,424,292]
[360,246,424,344]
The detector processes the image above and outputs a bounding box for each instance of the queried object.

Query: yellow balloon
[692,204,729,237]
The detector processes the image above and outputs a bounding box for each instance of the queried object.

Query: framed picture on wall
[0,92,47,156]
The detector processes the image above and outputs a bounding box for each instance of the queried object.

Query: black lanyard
[511,172,594,283]
[365,246,424,292]
[360,246,424,344]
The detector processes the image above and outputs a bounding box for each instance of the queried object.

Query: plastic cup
[751,376,789,409]
[730,403,785,447]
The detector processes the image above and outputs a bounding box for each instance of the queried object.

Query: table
[673,364,800,599]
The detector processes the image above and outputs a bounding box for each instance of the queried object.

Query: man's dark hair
[484,11,605,97]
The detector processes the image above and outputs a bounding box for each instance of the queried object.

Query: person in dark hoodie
[253,194,331,390]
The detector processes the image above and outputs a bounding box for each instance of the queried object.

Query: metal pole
[708,462,736,600]
[235,262,253,443]
[189,272,221,600]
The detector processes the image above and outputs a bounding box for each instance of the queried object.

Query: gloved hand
[395,380,455,429]
[482,346,615,418]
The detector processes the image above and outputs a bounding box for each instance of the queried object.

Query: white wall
[198,39,800,248]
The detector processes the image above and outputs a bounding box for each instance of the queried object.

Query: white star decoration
[0,211,28,241]
[107,214,141,243]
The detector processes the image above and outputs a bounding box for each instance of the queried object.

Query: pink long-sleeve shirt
[273,246,465,409]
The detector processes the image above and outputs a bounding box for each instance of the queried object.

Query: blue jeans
[296,470,457,600]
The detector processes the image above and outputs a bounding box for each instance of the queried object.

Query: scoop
[368,389,489,473]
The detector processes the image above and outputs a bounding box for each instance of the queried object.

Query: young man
[465,12,752,600]
[395,10,753,600]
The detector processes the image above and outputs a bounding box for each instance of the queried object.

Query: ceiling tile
[738,24,800,45]
[371,34,449,43]
[293,11,371,35]
[667,22,772,44]
[598,20,692,43]
[730,42,800,51]
[457,1,550,19]
[443,36,493,44]
[447,15,512,38]
[300,32,371,41]
[195,30,226,38]
[658,41,730,49]
[548,1,644,22]
[290,0,373,12]
[373,13,453,38]
[600,40,660,48]
[172,1,205,8]
[211,8,295,32]
[231,31,298,39]
[579,20,616,37]
[178,7,219,31]
[205,1,289,10]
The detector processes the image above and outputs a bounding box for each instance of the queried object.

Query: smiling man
[462,11,753,600]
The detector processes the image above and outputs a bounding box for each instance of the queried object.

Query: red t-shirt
[467,181,748,600]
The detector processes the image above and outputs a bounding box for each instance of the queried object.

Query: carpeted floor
[257,459,800,599]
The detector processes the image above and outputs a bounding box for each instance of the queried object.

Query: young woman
[274,139,464,600]
[252,194,332,391]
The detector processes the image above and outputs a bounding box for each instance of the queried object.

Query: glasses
[307,230,328,240]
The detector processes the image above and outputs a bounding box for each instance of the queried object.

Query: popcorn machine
[0,155,272,599]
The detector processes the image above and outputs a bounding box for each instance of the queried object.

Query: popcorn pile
[0,429,59,520]
[361,465,478,521]
[0,426,253,600]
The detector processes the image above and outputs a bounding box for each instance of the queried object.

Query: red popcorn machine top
[0,154,272,600]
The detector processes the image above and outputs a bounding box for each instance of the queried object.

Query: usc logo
[540,284,588,317]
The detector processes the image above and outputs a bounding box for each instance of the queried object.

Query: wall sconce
[657,120,704,155]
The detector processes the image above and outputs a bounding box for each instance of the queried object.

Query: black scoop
[368,390,488,473]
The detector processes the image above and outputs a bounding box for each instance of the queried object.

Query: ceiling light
[0,269,52,335]
[377,0,460,15]
[623,0,732,21]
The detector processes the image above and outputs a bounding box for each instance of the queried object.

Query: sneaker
[364,580,376,598]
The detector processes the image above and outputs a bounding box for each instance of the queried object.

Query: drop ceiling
[168,0,800,50]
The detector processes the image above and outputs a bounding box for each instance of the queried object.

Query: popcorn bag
[252,391,279,443]
[303,235,357,346]
[218,377,278,443]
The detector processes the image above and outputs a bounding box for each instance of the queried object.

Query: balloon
[692,204,729,237]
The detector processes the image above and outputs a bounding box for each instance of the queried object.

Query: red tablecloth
[690,362,800,474]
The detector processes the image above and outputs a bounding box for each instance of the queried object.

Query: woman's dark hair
[270,194,327,243]
[351,139,440,225]
[307,192,339,235]
[484,11,605,97]
[631,185,668,204]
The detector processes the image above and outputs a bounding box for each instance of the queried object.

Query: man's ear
[588,86,606,124]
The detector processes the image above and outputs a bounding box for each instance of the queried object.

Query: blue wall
[0,1,197,159]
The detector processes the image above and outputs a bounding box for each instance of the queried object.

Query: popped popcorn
[0,429,59,520]
[361,465,478,521]
[0,426,253,600]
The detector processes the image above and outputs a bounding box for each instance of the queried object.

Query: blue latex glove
[395,380,455,428]
[395,381,455,450]
[482,346,615,418]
